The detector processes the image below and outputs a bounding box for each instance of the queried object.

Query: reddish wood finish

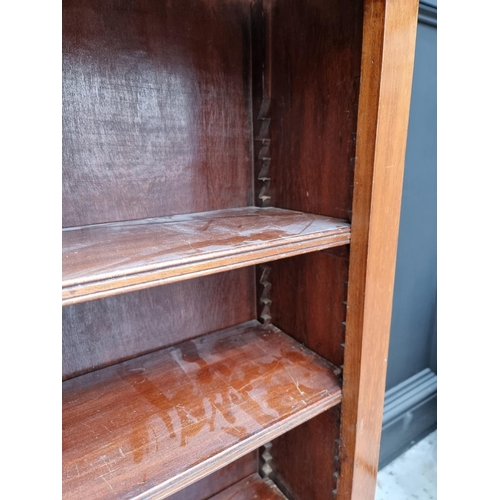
[271,249,349,368]
[62,321,341,500]
[256,0,363,494]
[210,473,287,500]
[268,0,364,220]
[62,0,253,228]
[169,453,258,500]
[270,407,341,500]
[338,1,419,499]
[251,0,273,208]
[263,253,348,499]
[62,268,255,380]
[61,0,419,497]
[62,207,350,305]
[269,250,348,498]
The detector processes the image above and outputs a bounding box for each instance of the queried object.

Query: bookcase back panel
[63,0,253,228]
[62,268,255,380]
[268,0,364,220]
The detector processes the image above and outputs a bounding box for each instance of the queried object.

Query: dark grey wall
[386,7,437,391]
[379,2,437,468]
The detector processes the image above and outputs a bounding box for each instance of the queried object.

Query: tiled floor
[375,431,437,500]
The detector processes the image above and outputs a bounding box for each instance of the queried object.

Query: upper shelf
[62,320,341,500]
[62,207,351,305]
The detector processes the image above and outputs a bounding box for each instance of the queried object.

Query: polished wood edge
[62,232,350,306]
[131,392,340,500]
[63,217,350,288]
[337,1,419,499]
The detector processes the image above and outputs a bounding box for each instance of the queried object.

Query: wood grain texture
[338,0,419,499]
[209,474,287,500]
[61,0,418,498]
[268,0,364,220]
[271,249,349,368]
[63,321,342,500]
[251,0,273,208]
[270,408,341,500]
[63,0,253,228]
[266,250,348,498]
[62,207,350,305]
[62,268,255,380]
[258,0,362,490]
[169,453,258,500]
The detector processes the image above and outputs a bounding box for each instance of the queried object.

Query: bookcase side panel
[268,0,364,220]
[338,0,419,498]
[258,0,364,497]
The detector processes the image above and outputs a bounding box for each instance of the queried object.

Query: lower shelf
[210,474,287,499]
[62,320,342,500]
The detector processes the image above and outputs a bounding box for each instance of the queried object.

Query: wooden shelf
[62,320,341,500]
[209,474,287,499]
[62,207,350,306]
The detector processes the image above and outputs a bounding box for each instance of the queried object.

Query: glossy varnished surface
[269,0,363,220]
[256,0,363,492]
[61,0,419,497]
[62,321,341,500]
[269,250,349,497]
[209,474,287,500]
[63,0,252,228]
[338,0,419,499]
[63,269,255,380]
[272,249,349,368]
[62,207,351,305]
[270,408,341,500]
[169,453,258,500]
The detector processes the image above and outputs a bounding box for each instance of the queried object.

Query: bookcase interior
[62,0,366,498]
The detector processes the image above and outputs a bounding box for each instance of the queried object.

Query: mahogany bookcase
[62,0,419,498]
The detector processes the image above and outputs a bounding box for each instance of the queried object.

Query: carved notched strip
[255,98,273,207]
[258,264,272,326]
